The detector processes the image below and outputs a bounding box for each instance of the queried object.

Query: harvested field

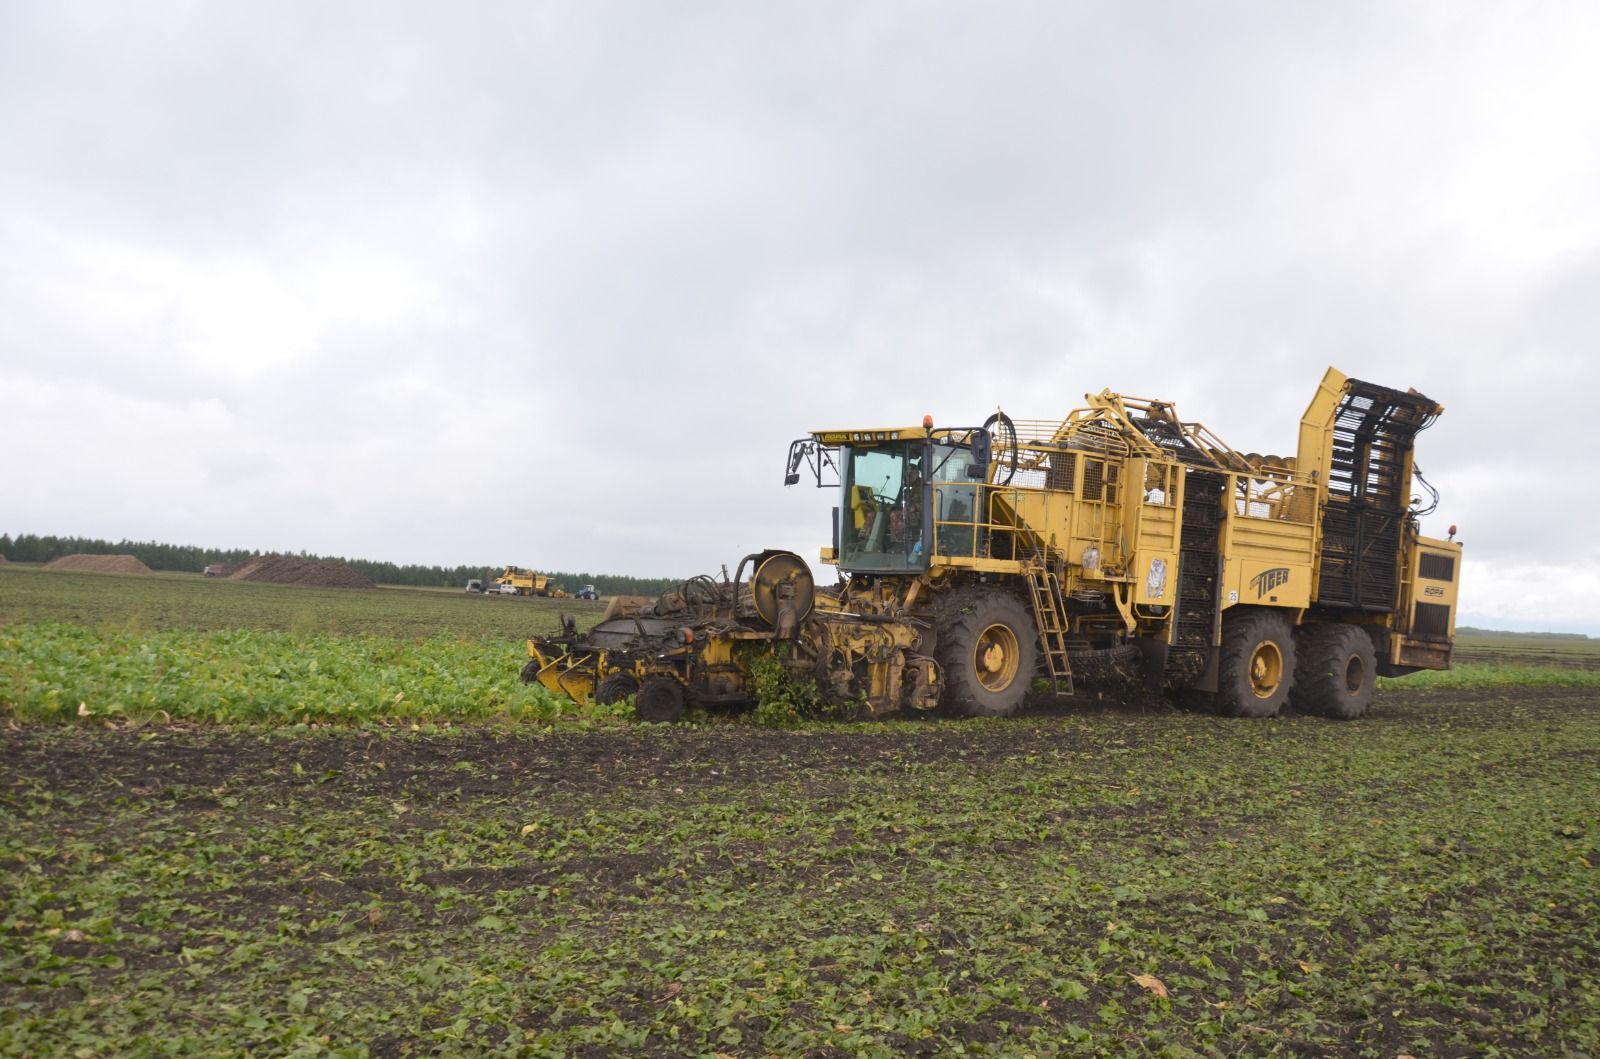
[1453,630,1600,671]
[2,686,1597,1056]
[40,553,151,574]
[230,554,374,589]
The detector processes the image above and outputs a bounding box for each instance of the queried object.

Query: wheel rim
[1344,653,1365,694]
[1247,640,1283,699]
[974,623,1021,692]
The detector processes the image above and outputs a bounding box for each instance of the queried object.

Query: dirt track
[6,685,1592,807]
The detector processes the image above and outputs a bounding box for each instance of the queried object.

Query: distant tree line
[0,533,683,596]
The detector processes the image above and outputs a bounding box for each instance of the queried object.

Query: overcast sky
[4,1,1599,631]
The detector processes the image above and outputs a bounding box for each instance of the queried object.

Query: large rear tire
[1214,610,1295,718]
[1289,623,1376,720]
[936,591,1038,717]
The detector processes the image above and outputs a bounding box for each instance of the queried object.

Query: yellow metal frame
[920,434,1320,645]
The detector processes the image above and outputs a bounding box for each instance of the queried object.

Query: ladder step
[1025,564,1075,693]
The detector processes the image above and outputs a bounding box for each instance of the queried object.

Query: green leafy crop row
[0,623,628,727]
[1379,661,1600,689]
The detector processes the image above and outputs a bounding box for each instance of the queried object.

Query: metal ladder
[1025,564,1075,696]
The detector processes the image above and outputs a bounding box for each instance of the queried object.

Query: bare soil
[4,684,1595,1056]
[7,685,1591,801]
[229,555,375,589]
[40,553,151,574]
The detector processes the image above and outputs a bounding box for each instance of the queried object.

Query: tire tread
[1289,623,1375,720]
[934,590,1038,717]
[1214,610,1295,718]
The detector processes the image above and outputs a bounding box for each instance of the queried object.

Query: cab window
[839,443,928,572]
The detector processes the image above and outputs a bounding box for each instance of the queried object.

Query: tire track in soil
[3,686,1595,799]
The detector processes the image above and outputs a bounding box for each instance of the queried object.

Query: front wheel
[594,672,640,706]
[635,676,687,723]
[1214,610,1295,718]
[936,591,1038,717]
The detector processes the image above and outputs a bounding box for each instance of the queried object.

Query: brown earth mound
[230,555,374,589]
[43,554,152,574]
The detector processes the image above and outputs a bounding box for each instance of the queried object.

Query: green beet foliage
[0,623,631,726]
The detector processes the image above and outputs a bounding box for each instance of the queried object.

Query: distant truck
[492,566,571,598]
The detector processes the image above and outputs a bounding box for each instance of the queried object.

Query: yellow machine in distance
[492,566,570,598]
[524,368,1458,722]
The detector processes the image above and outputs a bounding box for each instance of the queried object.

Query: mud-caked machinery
[524,368,1460,721]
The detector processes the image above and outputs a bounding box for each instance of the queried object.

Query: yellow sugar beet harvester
[524,367,1459,722]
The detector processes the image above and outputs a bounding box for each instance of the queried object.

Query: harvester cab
[786,420,999,573]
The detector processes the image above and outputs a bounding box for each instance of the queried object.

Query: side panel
[1225,555,1313,609]
[1390,535,1461,670]
[1219,473,1317,612]
[1128,460,1181,607]
[1135,547,1179,606]
[989,489,1080,560]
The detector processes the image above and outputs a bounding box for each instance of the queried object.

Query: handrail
[928,459,1320,569]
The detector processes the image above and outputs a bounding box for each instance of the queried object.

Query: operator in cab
[888,454,925,556]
